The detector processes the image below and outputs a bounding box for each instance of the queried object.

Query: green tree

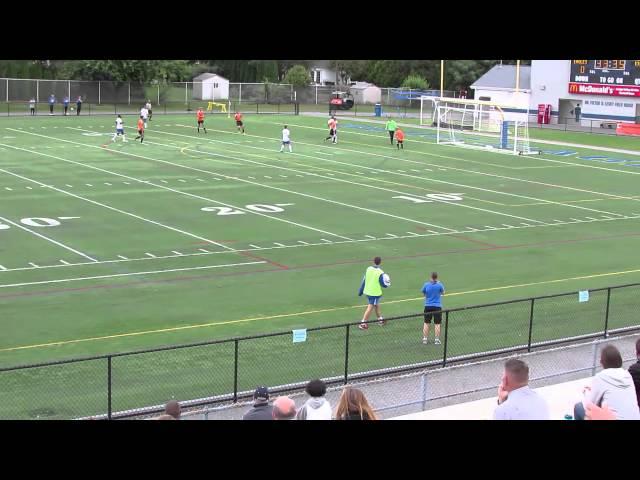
[283,65,311,87]
[59,60,191,82]
[401,74,430,90]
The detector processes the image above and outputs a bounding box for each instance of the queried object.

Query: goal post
[429,97,539,155]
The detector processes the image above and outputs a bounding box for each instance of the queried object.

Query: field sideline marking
[169,124,633,219]
[2,265,640,353]
[0,215,98,262]
[0,261,265,289]
[0,139,350,242]
[0,213,638,273]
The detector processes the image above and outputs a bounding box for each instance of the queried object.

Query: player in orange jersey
[395,127,405,149]
[234,112,245,134]
[196,108,207,134]
[134,116,145,143]
[325,116,338,144]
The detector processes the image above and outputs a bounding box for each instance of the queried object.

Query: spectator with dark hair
[76,96,82,116]
[272,396,296,420]
[296,379,332,420]
[629,338,640,409]
[494,358,549,420]
[165,400,181,420]
[242,386,274,420]
[334,387,378,420]
[574,344,640,420]
[48,94,55,115]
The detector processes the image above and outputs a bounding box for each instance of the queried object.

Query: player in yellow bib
[358,256,389,330]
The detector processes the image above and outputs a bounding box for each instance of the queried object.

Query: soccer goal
[422,97,539,155]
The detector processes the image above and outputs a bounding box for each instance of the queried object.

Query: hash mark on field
[424,168,432,171]
[295,174,304,177]
[321,238,333,243]
[65,184,73,188]
[601,215,613,219]
[274,242,286,247]
[196,178,205,182]
[123,182,131,185]
[249,244,262,249]
[171,251,182,255]
[104,182,112,186]
[502,224,514,228]
[26,186,32,190]
[198,248,210,253]
[264,176,273,179]
[365,235,376,239]
[0,265,6,271]
[248,176,256,179]
[326,173,335,176]
[553,219,564,222]
[484,226,496,230]
[4,187,12,191]
[28,262,39,268]
[117,255,128,260]
[465,228,478,232]
[298,240,309,245]
[160,180,168,183]
[279,175,288,178]
[410,169,421,173]
[178,179,187,183]
[59,260,70,265]
[428,230,440,234]
[386,233,398,237]
[570,218,582,222]
[585,217,598,221]
[145,253,156,258]
[85,184,93,187]
[406,231,419,236]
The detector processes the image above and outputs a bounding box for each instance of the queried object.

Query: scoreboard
[569,60,640,97]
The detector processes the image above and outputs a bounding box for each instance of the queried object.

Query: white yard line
[0,215,98,262]
[0,214,638,274]
[1,139,347,244]
[0,261,267,289]
[156,128,563,225]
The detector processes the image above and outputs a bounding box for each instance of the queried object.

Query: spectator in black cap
[242,386,274,420]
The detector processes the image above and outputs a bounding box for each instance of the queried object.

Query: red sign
[568,82,640,97]
[330,98,343,105]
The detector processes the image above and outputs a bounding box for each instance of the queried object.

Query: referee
[421,272,445,345]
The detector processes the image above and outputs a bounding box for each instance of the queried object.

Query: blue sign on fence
[292,329,307,343]
[579,290,589,303]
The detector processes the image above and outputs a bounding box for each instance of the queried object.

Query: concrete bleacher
[391,377,589,420]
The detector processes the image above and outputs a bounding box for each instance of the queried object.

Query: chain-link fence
[1,282,639,420]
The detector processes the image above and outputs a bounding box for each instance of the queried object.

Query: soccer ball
[70,107,74,111]
[382,273,391,287]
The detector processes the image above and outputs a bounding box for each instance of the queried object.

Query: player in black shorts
[421,272,445,345]
[235,112,245,134]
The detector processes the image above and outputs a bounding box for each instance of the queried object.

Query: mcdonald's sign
[568,82,640,97]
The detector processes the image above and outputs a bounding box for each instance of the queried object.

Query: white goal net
[422,97,539,156]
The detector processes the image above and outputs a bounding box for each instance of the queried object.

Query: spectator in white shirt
[574,344,640,420]
[494,358,550,420]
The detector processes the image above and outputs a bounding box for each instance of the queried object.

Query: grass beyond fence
[0,283,638,419]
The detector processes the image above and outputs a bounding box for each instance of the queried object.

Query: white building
[349,81,382,104]
[309,61,350,86]
[471,61,640,126]
[192,73,229,101]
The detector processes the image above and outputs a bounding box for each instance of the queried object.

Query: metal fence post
[442,311,450,367]
[157,85,160,106]
[128,83,131,105]
[603,288,611,338]
[420,373,429,411]
[233,340,239,403]
[344,324,350,384]
[315,85,318,105]
[107,355,112,420]
[68,80,71,101]
[591,341,599,376]
[527,298,535,352]
[36,79,39,103]
[98,81,101,105]
[5,79,8,103]
[239,83,242,104]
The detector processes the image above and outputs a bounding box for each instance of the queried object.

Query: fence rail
[1,282,639,420]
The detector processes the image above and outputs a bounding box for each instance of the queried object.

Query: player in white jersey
[279,125,292,152]
[140,107,149,128]
[145,100,152,121]
[112,115,126,142]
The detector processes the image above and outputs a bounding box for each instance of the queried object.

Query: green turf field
[1,111,640,418]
